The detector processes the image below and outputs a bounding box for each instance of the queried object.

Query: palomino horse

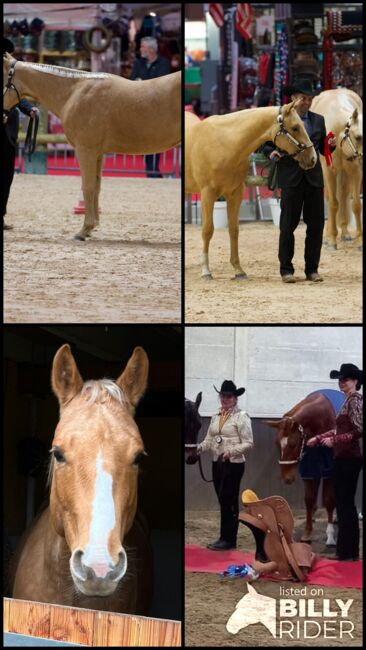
[311,89,363,250]
[265,391,338,546]
[3,53,181,240]
[185,100,316,279]
[11,344,153,614]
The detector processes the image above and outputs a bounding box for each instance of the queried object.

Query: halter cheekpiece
[274,106,314,158]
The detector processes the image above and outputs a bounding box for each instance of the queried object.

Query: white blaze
[83,453,116,576]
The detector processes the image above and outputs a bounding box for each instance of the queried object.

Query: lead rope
[24,113,39,161]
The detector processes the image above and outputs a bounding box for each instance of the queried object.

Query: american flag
[209,3,224,28]
[236,3,253,40]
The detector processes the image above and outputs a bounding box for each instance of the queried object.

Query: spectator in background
[130,37,170,178]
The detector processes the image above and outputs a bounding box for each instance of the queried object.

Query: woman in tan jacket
[197,380,253,550]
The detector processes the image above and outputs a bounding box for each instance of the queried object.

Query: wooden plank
[93,611,142,646]
[3,597,10,632]
[4,599,181,647]
[8,599,51,639]
[49,603,95,646]
[138,617,181,647]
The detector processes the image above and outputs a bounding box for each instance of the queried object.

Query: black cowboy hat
[283,78,320,97]
[214,380,245,397]
[3,37,15,54]
[330,363,363,384]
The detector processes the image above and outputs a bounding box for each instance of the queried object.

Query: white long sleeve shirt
[198,406,254,463]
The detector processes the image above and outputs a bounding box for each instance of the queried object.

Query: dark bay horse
[265,390,341,545]
[185,392,202,464]
[11,344,153,614]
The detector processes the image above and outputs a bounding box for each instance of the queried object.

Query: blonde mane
[81,379,125,405]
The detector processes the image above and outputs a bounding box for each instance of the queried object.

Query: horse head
[184,392,202,463]
[3,53,22,111]
[340,108,363,162]
[49,343,148,597]
[265,416,304,484]
[271,99,317,170]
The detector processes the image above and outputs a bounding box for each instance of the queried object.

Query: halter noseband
[3,59,21,104]
[340,119,363,161]
[278,416,306,465]
[274,106,313,158]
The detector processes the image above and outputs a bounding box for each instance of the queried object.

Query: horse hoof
[202,274,213,281]
[341,235,353,241]
[73,234,86,241]
[326,243,337,251]
[233,273,248,280]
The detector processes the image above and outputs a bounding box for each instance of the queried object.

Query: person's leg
[3,141,16,227]
[218,462,245,546]
[278,182,304,276]
[334,457,362,559]
[303,183,325,277]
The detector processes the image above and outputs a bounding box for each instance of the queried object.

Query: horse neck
[291,396,334,435]
[220,106,278,158]
[16,63,78,118]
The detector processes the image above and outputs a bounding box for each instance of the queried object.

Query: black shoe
[281,274,296,283]
[306,272,323,282]
[207,540,236,551]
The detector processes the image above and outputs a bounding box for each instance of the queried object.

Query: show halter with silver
[274,105,314,158]
[340,119,363,161]
[278,416,306,465]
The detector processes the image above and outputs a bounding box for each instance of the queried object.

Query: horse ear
[352,108,358,120]
[282,100,296,116]
[263,419,281,429]
[116,347,149,411]
[195,392,202,409]
[52,344,83,407]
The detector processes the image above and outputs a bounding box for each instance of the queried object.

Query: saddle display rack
[239,490,315,582]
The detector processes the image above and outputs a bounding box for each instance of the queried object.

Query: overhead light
[150,12,156,17]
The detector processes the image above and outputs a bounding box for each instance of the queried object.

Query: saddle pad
[185,544,362,589]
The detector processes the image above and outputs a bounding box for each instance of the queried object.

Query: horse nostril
[71,549,87,581]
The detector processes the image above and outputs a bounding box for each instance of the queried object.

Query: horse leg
[74,146,99,240]
[94,155,103,227]
[200,187,216,279]
[324,172,338,250]
[226,184,247,279]
[350,174,362,249]
[322,478,337,546]
[301,479,319,542]
[338,177,352,241]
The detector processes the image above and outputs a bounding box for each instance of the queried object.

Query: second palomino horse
[265,390,341,546]
[11,344,153,613]
[3,53,181,240]
[185,100,316,279]
[312,89,362,250]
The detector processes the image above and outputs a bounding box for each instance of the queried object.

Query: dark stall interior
[3,325,182,621]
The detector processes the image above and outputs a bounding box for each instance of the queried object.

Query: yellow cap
[241,489,259,504]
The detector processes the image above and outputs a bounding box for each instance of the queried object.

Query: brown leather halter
[278,416,306,465]
[3,59,39,160]
[340,119,363,161]
[274,105,314,158]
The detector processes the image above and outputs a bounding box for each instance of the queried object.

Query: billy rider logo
[226,583,355,639]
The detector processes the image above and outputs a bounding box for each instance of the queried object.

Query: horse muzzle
[70,547,127,596]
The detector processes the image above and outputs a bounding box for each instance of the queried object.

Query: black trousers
[145,153,162,178]
[279,178,324,276]
[212,460,245,545]
[3,138,16,217]
[334,456,362,559]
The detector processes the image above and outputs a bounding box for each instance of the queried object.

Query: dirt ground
[185,511,363,647]
[185,223,362,323]
[4,175,181,323]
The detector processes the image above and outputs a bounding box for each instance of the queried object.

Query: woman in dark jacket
[307,363,362,560]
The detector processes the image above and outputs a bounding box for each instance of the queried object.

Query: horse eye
[53,449,66,463]
[292,126,299,132]
[133,451,146,466]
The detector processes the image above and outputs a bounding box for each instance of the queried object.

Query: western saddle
[239,490,315,581]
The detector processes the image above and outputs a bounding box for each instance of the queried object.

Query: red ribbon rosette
[324,131,335,168]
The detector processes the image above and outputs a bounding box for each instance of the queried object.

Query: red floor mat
[185,544,362,589]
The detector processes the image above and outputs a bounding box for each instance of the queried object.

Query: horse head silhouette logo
[226,583,277,637]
